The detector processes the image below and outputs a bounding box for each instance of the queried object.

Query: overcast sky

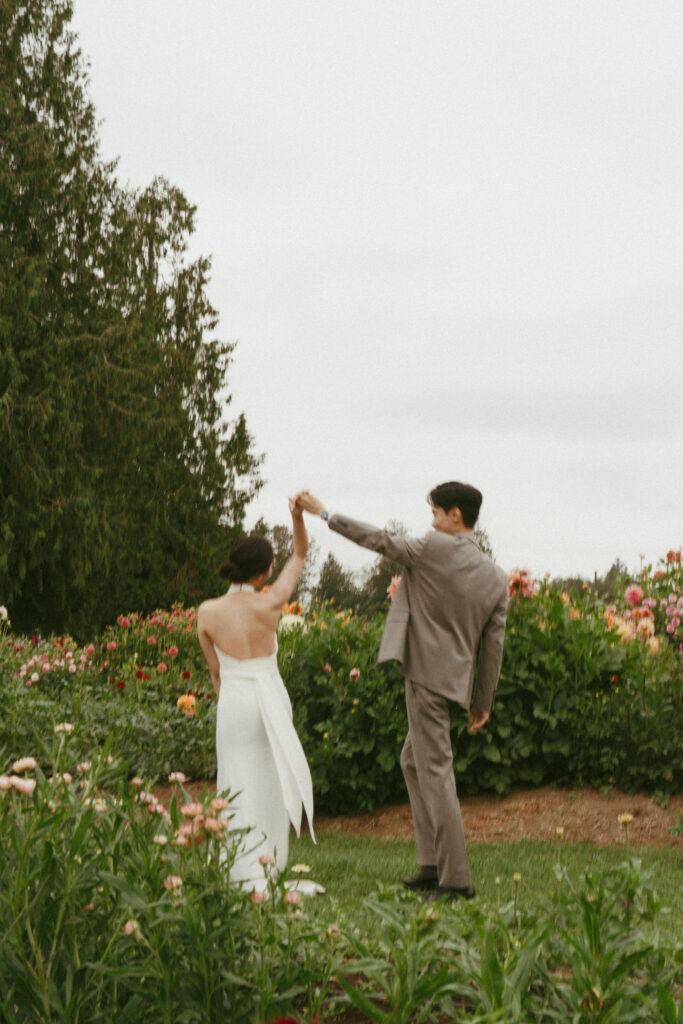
[71,0,682,582]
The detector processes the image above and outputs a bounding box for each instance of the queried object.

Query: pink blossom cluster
[0,773,36,795]
[615,570,683,653]
[107,606,198,643]
[16,640,93,687]
[661,592,683,644]
[625,584,644,607]
[508,568,537,599]
[135,789,172,824]
[171,798,230,847]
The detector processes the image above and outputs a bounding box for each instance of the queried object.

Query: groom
[296,483,508,902]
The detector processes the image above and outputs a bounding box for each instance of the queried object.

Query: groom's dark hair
[219,535,273,582]
[429,481,482,528]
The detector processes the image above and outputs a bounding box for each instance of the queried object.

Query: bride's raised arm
[262,498,309,609]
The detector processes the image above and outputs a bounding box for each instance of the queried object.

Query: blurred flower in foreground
[387,575,402,600]
[278,613,306,632]
[508,569,536,599]
[177,694,196,717]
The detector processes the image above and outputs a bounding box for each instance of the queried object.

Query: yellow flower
[291,863,311,873]
[556,827,564,838]
[513,872,521,884]
[12,757,37,774]
[618,813,633,825]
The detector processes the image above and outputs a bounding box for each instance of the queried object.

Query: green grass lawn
[290,831,683,953]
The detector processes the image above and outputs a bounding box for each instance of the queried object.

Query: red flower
[135,669,146,679]
[116,681,126,690]
[182,670,191,679]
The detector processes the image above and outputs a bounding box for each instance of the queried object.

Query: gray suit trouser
[400,679,471,888]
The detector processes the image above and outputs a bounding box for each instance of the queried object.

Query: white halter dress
[214,639,315,887]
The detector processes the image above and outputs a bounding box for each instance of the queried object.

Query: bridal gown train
[214,643,315,887]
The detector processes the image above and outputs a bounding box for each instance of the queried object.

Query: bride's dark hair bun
[219,536,273,584]
[218,559,236,580]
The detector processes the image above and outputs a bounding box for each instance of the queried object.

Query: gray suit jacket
[329,514,508,711]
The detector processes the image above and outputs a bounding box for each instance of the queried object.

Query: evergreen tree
[0,0,261,637]
[313,554,361,611]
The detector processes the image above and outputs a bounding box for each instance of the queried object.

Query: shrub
[1,553,680,813]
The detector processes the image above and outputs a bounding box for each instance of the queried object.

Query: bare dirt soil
[156,781,682,849]
[315,786,683,849]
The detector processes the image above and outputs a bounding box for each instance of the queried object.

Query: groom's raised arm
[296,491,425,567]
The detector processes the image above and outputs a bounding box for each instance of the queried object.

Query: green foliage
[0,0,262,640]
[0,554,680,814]
[0,745,335,1023]
[281,609,408,813]
[332,858,678,1022]
[2,750,679,1023]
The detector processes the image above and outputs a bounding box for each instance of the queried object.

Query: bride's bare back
[199,591,281,661]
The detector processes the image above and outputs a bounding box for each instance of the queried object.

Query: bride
[197,499,314,887]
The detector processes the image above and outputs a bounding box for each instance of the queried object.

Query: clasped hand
[291,490,325,516]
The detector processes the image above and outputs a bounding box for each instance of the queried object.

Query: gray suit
[329,513,508,887]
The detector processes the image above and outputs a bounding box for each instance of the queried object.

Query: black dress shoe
[402,866,438,891]
[426,884,476,903]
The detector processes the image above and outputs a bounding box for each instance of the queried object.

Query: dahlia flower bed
[0,553,681,812]
[1,556,681,1021]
